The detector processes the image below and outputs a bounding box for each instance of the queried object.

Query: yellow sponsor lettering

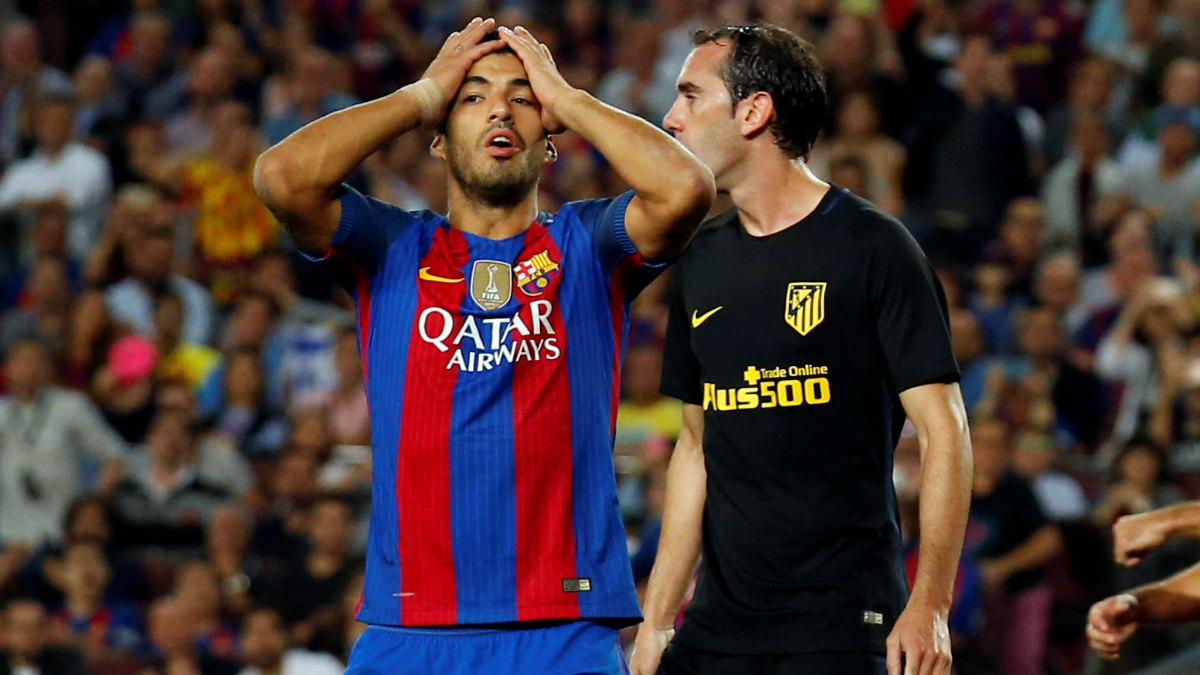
[701,377,832,411]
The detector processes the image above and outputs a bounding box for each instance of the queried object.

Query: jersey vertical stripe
[397,226,469,624]
[449,237,520,624]
[512,224,580,620]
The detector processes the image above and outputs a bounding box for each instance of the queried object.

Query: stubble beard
[447,140,543,208]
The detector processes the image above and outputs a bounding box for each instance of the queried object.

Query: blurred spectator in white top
[104,191,214,345]
[0,19,72,165]
[0,92,112,261]
[0,338,125,546]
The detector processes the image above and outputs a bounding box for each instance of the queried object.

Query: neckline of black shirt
[731,184,848,242]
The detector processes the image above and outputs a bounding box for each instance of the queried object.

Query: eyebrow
[677,82,701,94]
[461,76,533,89]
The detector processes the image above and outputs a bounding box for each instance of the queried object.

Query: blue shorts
[344,621,630,675]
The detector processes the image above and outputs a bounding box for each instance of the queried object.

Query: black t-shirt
[966,471,1048,594]
[660,187,959,655]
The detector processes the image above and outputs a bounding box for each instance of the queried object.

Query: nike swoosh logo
[691,306,723,328]
[418,267,464,283]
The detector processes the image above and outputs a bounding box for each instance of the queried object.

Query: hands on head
[412,18,572,134]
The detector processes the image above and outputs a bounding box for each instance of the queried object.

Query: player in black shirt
[629,24,973,675]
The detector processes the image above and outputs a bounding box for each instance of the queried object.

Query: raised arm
[1114,501,1200,566]
[888,382,973,675]
[253,17,506,254]
[1088,561,1200,660]
[629,404,707,675]
[497,26,714,262]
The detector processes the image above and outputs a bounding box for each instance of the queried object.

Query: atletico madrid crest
[785,282,826,336]
[515,250,561,296]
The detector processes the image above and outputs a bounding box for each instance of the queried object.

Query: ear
[430,133,446,160]
[544,139,558,165]
[737,92,775,139]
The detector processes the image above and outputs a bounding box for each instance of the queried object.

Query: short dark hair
[692,24,827,160]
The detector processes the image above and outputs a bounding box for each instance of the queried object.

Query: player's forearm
[1153,501,1200,539]
[909,425,972,611]
[254,87,424,215]
[641,429,707,628]
[553,89,713,259]
[1128,561,1200,624]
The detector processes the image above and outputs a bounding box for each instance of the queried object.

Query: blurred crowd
[0,0,1198,673]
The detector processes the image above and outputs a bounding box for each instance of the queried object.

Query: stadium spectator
[0,598,87,675]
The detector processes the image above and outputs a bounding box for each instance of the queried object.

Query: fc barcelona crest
[514,250,561,296]
[470,260,512,310]
[785,282,826,336]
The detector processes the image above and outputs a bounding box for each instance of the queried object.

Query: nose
[489,97,512,124]
[662,99,683,134]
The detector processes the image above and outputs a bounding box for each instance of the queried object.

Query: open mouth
[485,129,520,158]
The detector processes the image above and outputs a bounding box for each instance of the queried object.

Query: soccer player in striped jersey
[253,17,714,675]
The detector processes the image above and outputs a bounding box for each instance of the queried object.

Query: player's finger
[902,638,923,675]
[885,635,901,675]
[465,39,507,61]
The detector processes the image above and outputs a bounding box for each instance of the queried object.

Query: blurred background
[0,0,1197,673]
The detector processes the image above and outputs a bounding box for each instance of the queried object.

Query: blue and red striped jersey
[310,185,654,627]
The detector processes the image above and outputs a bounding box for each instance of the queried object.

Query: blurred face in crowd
[252,253,296,297]
[130,13,171,72]
[1035,256,1080,312]
[955,34,992,88]
[225,351,264,403]
[36,100,75,154]
[949,309,985,365]
[133,218,176,282]
[837,91,880,138]
[146,410,193,470]
[63,542,111,602]
[74,55,113,104]
[663,42,742,190]
[28,257,68,309]
[31,204,67,256]
[3,600,47,661]
[1070,60,1111,108]
[1162,57,1200,106]
[1159,121,1196,164]
[1012,432,1054,479]
[309,499,352,555]
[232,294,274,349]
[1018,307,1063,360]
[289,412,330,458]
[188,48,234,99]
[433,51,551,208]
[174,562,221,618]
[147,598,192,654]
[153,294,185,346]
[971,421,1011,484]
[240,610,287,669]
[5,341,49,397]
[1118,444,1162,490]
[292,47,332,109]
[275,452,318,501]
[1001,198,1042,259]
[67,498,112,543]
[210,101,257,169]
[0,22,40,81]
[207,505,251,558]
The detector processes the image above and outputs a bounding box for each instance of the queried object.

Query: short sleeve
[564,190,666,297]
[660,270,703,405]
[870,223,960,392]
[297,184,421,282]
